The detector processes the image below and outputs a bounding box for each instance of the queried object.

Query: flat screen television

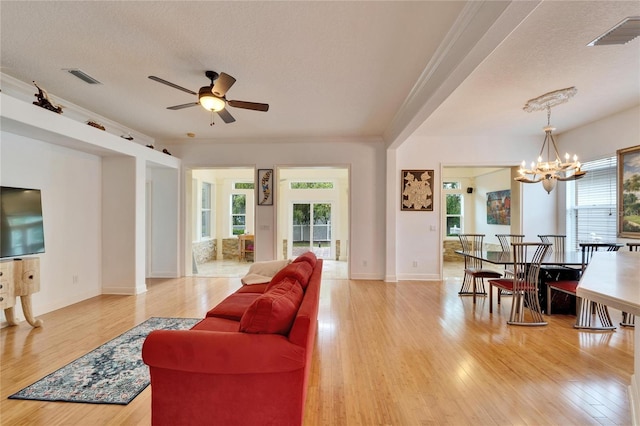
[0,186,46,258]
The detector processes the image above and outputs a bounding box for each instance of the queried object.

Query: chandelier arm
[515,176,543,184]
[538,133,548,160]
[548,133,562,162]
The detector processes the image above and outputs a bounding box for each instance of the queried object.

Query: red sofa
[142,252,322,426]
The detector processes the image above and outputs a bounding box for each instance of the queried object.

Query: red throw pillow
[293,251,317,268]
[240,278,304,335]
[266,261,313,291]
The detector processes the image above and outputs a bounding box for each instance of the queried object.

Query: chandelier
[515,87,586,194]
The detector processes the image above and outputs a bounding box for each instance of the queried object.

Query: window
[231,194,246,235]
[567,156,617,248]
[290,182,334,189]
[443,181,460,190]
[201,182,212,238]
[443,181,463,236]
[235,182,254,190]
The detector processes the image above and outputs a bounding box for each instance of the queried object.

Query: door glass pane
[313,203,331,257]
[293,203,311,253]
[232,194,246,235]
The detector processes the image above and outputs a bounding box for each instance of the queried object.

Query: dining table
[454,249,585,267]
[455,248,594,314]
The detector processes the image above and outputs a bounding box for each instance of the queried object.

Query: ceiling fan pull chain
[210,110,215,126]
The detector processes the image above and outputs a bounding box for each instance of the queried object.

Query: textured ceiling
[1,1,639,147]
[415,1,640,142]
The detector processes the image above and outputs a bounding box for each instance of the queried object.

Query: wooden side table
[238,234,254,262]
[1,257,43,327]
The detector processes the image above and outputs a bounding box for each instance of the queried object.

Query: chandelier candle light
[515,87,586,194]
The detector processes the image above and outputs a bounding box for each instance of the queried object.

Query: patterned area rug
[8,317,200,405]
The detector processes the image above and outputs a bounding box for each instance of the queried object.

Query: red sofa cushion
[293,251,317,268]
[235,283,269,294]
[206,293,260,320]
[266,261,313,291]
[240,277,304,335]
[191,316,241,332]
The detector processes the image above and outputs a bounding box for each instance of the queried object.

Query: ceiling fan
[148,70,269,125]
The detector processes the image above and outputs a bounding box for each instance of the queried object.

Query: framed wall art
[617,145,640,238]
[401,170,434,211]
[257,169,274,206]
[486,189,511,225]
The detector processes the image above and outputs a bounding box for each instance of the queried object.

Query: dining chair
[537,234,570,272]
[488,242,551,326]
[546,242,621,331]
[621,242,639,327]
[496,234,524,278]
[537,235,566,253]
[457,234,502,303]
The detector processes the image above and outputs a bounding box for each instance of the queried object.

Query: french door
[292,202,332,259]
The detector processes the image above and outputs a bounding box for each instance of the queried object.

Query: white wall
[1,132,102,322]
[166,140,385,279]
[148,167,180,277]
[559,106,640,162]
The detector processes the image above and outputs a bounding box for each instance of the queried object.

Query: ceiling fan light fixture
[198,87,225,112]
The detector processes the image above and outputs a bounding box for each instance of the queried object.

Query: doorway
[441,166,520,280]
[278,167,349,279]
[190,167,255,277]
[292,202,332,258]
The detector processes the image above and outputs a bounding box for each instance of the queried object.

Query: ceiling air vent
[63,68,102,84]
[588,16,640,46]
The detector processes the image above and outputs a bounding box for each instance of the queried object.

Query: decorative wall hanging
[618,145,640,238]
[401,170,434,211]
[258,169,273,206]
[486,189,511,225]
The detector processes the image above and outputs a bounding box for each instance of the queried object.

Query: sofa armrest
[142,329,306,375]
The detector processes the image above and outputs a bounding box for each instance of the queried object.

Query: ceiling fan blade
[228,100,269,112]
[211,72,236,97]
[216,108,236,124]
[148,76,197,95]
[167,102,199,110]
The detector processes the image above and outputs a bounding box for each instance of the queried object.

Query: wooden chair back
[628,242,640,252]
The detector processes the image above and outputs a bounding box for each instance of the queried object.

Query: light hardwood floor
[1,265,634,425]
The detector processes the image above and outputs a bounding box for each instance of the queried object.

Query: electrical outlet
[412,261,418,267]
[72,275,78,284]
[362,260,368,267]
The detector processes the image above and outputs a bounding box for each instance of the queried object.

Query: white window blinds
[573,156,617,247]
